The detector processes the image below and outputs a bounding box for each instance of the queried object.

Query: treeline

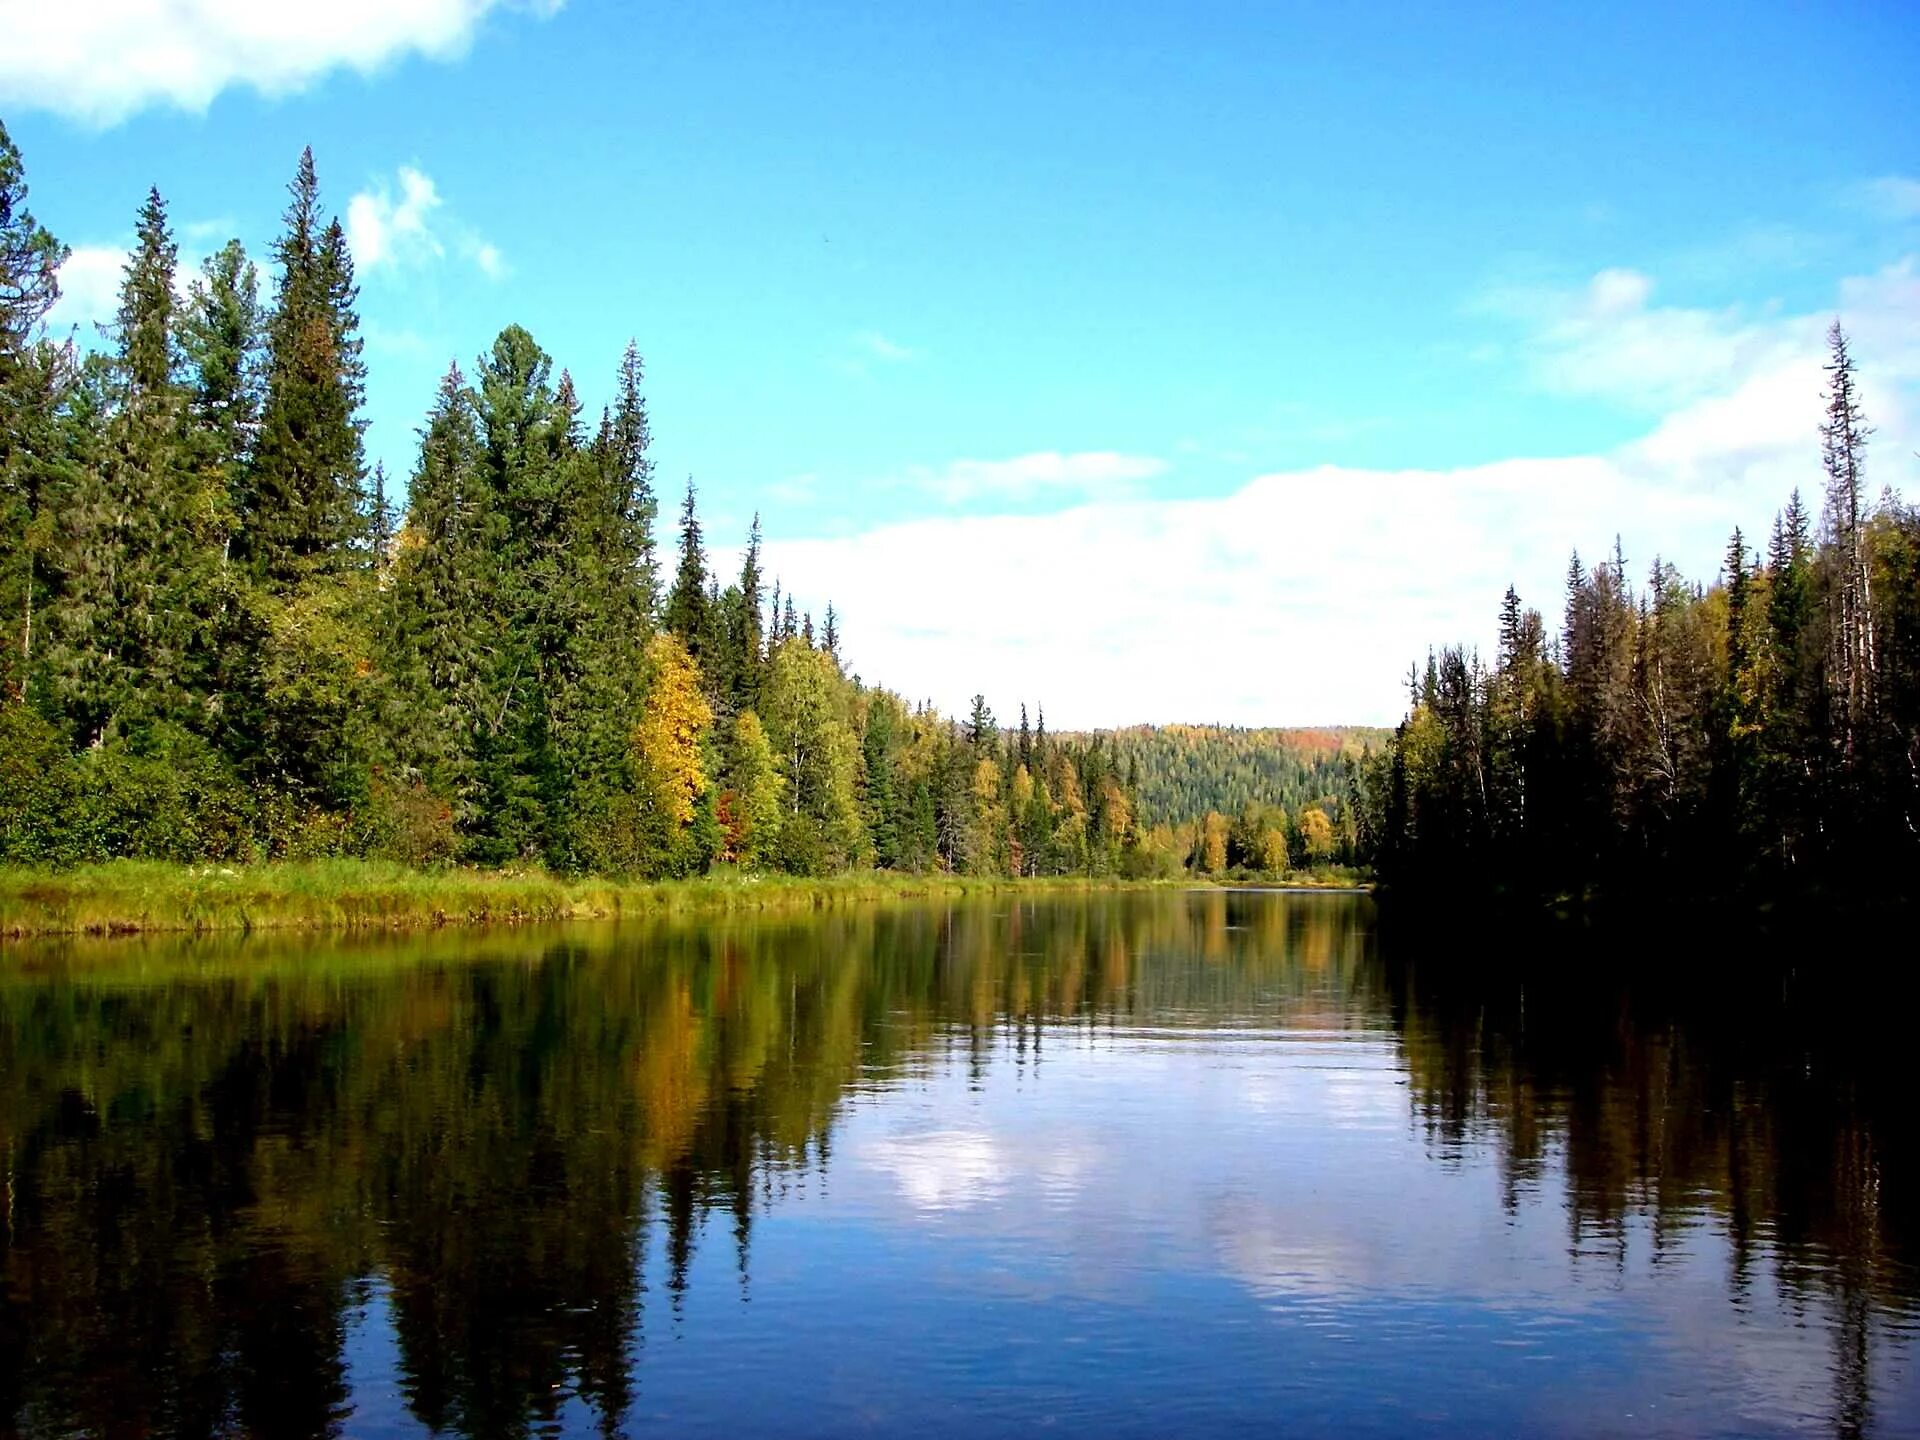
[0,130,1182,880]
[1351,322,1920,901]
[1074,723,1383,826]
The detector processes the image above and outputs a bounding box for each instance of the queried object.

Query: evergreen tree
[180,239,264,485]
[0,120,68,703]
[240,149,367,583]
[594,338,658,623]
[730,513,765,707]
[664,477,708,652]
[1820,321,1875,763]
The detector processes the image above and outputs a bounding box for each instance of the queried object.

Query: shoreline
[0,861,1372,941]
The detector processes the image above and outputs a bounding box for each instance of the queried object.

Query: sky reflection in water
[2,891,1914,1437]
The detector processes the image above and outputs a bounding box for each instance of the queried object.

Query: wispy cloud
[346,166,507,281]
[1855,176,1920,222]
[854,330,917,363]
[0,0,566,127]
[1477,266,1814,411]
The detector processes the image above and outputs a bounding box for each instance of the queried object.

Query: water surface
[1,891,1914,1436]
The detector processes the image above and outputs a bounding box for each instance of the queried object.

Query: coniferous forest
[1348,318,1920,904]
[3,124,1915,905]
[0,133,1199,882]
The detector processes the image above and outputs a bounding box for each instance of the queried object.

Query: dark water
[1,891,1915,1438]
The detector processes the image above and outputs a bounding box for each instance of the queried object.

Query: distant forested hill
[1064,725,1391,827]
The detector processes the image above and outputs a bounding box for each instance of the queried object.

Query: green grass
[0,862,1163,939]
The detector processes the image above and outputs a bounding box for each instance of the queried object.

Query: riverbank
[0,861,1370,939]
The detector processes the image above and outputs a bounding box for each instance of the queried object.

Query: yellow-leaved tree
[633,632,713,837]
[1297,805,1336,864]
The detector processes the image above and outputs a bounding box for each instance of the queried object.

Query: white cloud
[767,260,1920,727]
[1482,268,1816,411]
[909,450,1167,504]
[346,167,444,272]
[0,0,565,127]
[346,166,506,281]
[472,242,507,281]
[45,245,129,337]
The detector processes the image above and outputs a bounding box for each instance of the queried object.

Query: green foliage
[0,134,1180,887]
[1082,723,1387,827]
[1358,332,1920,900]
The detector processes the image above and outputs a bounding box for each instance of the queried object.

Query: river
[0,890,1913,1436]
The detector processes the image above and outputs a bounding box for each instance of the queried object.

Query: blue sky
[5,2,1918,723]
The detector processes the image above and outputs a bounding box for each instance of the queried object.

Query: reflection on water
[0,892,1913,1437]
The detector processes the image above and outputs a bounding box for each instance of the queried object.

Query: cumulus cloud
[767,260,1919,727]
[0,0,564,126]
[909,450,1167,504]
[346,166,507,280]
[44,245,130,338]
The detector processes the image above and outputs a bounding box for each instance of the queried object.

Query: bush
[0,705,86,863]
[71,724,257,862]
[354,774,458,866]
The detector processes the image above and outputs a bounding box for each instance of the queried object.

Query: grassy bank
[0,861,1371,940]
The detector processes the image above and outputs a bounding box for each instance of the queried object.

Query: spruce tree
[386,363,494,826]
[47,187,218,744]
[1820,320,1875,761]
[180,239,264,485]
[242,149,368,584]
[0,120,67,702]
[664,477,709,652]
[596,339,659,621]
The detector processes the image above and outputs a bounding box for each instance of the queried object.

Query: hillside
[1065,725,1392,827]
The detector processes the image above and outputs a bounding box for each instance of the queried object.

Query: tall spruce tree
[1820,320,1875,763]
[664,477,709,653]
[385,364,490,815]
[0,121,68,703]
[596,338,659,622]
[241,149,368,584]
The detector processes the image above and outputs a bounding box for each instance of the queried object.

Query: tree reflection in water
[0,893,1910,1437]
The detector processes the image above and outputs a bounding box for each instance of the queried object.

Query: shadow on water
[0,892,1912,1437]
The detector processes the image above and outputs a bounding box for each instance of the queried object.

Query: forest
[7,122,1909,904]
[0,129,1357,885]
[1348,319,1920,903]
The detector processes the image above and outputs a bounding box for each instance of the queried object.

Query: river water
[1,890,1913,1436]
